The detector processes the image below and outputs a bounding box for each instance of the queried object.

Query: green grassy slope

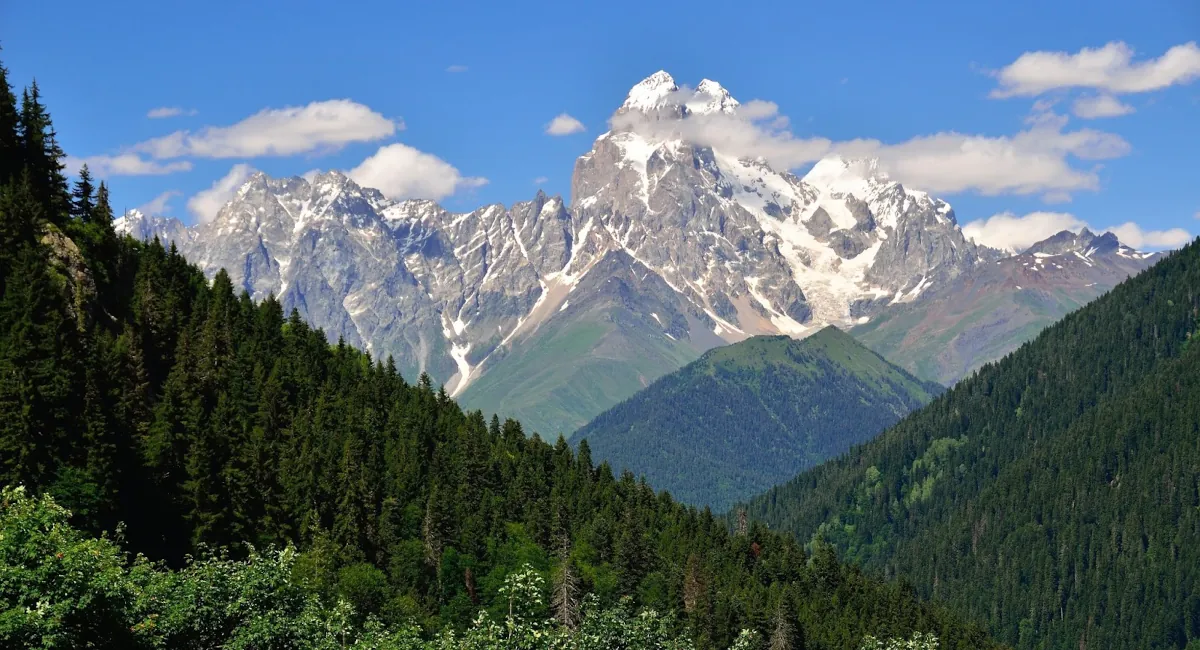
[458,250,714,439]
[575,326,943,511]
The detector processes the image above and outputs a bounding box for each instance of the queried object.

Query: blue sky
[3,0,1198,249]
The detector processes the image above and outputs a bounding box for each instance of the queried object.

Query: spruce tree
[70,164,95,221]
[18,81,68,221]
[0,53,20,184]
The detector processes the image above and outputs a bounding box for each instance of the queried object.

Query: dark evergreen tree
[0,54,20,184]
[17,81,68,221]
[70,164,95,221]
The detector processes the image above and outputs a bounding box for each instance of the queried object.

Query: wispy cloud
[347,143,487,201]
[66,153,193,177]
[991,41,1200,98]
[1071,94,1135,118]
[445,64,468,73]
[135,99,400,159]
[147,106,198,119]
[533,176,548,185]
[187,163,257,223]
[545,113,586,136]
[137,190,181,215]
[962,210,1190,252]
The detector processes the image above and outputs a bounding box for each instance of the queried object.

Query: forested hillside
[745,239,1200,649]
[0,58,999,649]
[576,328,942,510]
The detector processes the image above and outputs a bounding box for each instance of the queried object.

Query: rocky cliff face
[117,70,1149,434]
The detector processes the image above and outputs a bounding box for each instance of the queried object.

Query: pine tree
[551,537,580,630]
[0,53,20,184]
[0,243,79,488]
[18,81,68,221]
[70,165,95,221]
[91,181,115,231]
[0,173,43,271]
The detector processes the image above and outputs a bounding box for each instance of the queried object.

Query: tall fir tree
[0,53,20,184]
[70,164,95,222]
[18,81,68,222]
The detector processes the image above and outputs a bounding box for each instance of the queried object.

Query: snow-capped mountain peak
[620,71,741,118]
[802,155,889,194]
[621,70,680,113]
[688,79,740,115]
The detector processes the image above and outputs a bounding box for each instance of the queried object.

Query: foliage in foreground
[0,486,942,650]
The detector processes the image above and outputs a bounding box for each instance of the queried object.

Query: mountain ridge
[743,239,1198,648]
[117,70,1154,436]
[574,325,944,510]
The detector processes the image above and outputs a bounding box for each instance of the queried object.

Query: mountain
[743,241,1200,649]
[0,76,1005,649]
[574,326,943,511]
[119,70,1143,437]
[852,227,1160,384]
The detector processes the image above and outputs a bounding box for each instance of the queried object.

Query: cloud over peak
[613,92,1128,201]
[187,164,258,223]
[347,143,487,201]
[962,210,1190,252]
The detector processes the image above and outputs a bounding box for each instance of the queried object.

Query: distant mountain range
[574,326,942,511]
[852,228,1159,384]
[117,71,1156,436]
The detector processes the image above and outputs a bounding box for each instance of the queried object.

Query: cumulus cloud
[147,106,198,119]
[962,211,1190,252]
[1071,94,1135,118]
[445,64,468,73]
[137,190,181,215]
[187,164,257,223]
[347,143,487,201]
[66,153,193,176]
[613,96,1127,200]
[992,41,1200,97]
[545,113,586,136]
[135,99,399,159]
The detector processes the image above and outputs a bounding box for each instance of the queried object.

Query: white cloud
[66,153,193,176]
[837,112,1129,198]
[533,176,549,185]
[147,106,198,119]
[545,113,586,136]
[992,41,1200,98]
[962,211,1088,252]
[963,210,1191,252]
[137,190,181,215]
[1104,222,1191,249]
[446,64,468,73]
[347,143,487,201]
[613,96,1127,200]
[1072,94,1135,118]
[135,99,399,159]
[187,164,257,223]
